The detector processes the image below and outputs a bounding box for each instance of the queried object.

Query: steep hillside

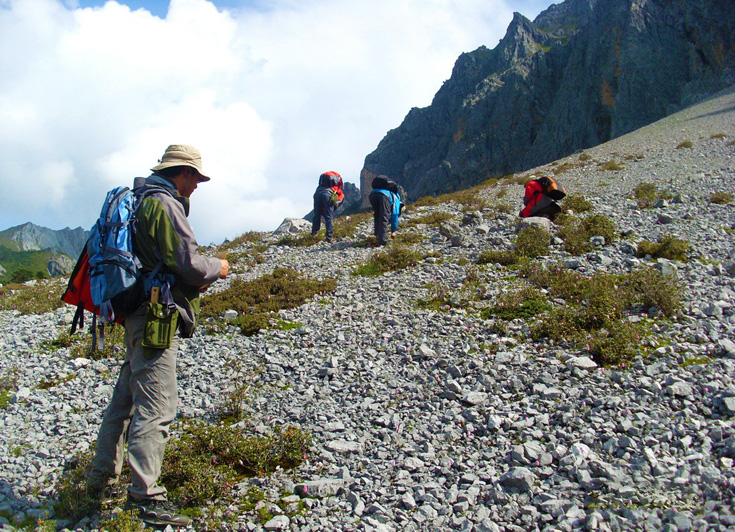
[0,223,87,281]
[0,86,733,531]
[360,0,735,205]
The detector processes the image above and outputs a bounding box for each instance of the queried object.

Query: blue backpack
[62,184,168,348]
[87,186,147,321]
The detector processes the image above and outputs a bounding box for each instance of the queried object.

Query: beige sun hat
[151,144,211,182]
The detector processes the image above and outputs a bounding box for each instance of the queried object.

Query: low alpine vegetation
[480,286,551,320]
[352,246,423,277]
[0,278,66,315]
[632,182,660,208]
[404,211,454,227]
[201,268,337,335]
[710,192,733,205]
[636,234,689,261]
[53,421,311,529]
[556,213,617,255]
[519,263,682,366]
[562,194,594,213]
[515,225,550,259]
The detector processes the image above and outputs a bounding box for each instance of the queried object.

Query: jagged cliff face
[360,0,735,204]
[0,223,88,258]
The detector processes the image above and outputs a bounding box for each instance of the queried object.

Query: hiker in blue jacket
[369,175,402,246]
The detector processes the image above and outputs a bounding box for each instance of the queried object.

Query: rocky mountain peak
[359,0,735,207]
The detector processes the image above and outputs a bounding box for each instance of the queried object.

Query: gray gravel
[1,85,734,532]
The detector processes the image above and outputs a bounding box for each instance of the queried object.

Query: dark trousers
[369,192,391,245]
[312,188,335,241]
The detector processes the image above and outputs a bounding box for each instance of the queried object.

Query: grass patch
[522,264,682,366]
[352,246,423,277]
[632,182,659,208]
[599,160,624,171]
[201,268,337,335]
[0,365,20,409]
[405,211,454,227]
[333,211,373,240]
[45,325,126,361]
[556,213,617,255]
[276,232,320,247]
[163,422,311,506]
[219,231,266,252]
[710,192,733,205]
[515,226,550,258]
[563,194,593,213]
[636,234,689,261]
[477,249,518,266]
[481,286,551,320]
[676,140,693,149]
[710,133,727,139]
[394,232,425,245]
[0,278,66,314]
[53,421,311,527]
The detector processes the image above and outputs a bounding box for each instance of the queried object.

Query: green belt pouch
[142,302,179,350]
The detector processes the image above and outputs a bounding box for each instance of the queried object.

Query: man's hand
[220,259,230,279]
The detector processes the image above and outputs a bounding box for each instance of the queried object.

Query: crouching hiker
[311,171,344,243]
[369,175,403,246]
[520,175,566,221]
[86,145,229,528]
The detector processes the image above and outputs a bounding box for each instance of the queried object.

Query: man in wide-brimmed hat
[87,144,229,528]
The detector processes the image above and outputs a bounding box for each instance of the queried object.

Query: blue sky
[1,0,555,244]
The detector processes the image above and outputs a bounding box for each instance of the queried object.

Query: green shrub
[53,421,312,525]
[333,211,373,240]
[437,187,488,210]
[515,226,550,258]
[163,421,311,506]
[394,232,424,245]
[233,313,271,336]
[45,325,126,361]
[477,249,518,266]
[0,279,65,314]
[481,286,551,320]
[276,232,320,247]
[0,365,20,409]
[556,213,616,255]
[599,160,624,171]
[710,192,733,205]
[584,214,617,243]
[352,246,423,276]
[405,211,454,227]
[219,231,266,252]
[563,194,594,213]
[588,321,648,366]
[625,266,682,316]
[526,265,680,367]
[412,196,440,207]
[633,182,658,208]
[676,140,693,149]
[201,268,337,332]
[636,234,689,261]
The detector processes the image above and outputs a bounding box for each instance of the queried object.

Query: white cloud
[0,0,547,243]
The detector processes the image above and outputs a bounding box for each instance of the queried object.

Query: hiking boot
[125,498,191,527]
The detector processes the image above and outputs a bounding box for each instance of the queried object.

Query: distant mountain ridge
[0,223,88,281]
[359,0,735,204]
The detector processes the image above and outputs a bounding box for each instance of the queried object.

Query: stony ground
[1,85,734,532]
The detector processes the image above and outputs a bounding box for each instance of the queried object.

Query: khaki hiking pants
[89,306,180,501]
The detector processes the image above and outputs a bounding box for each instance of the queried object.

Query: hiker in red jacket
[311,171,343,243]
[520,176,563,220]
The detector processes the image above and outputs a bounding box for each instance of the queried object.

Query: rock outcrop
[360,0,735,205]
[0,222,87,259]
